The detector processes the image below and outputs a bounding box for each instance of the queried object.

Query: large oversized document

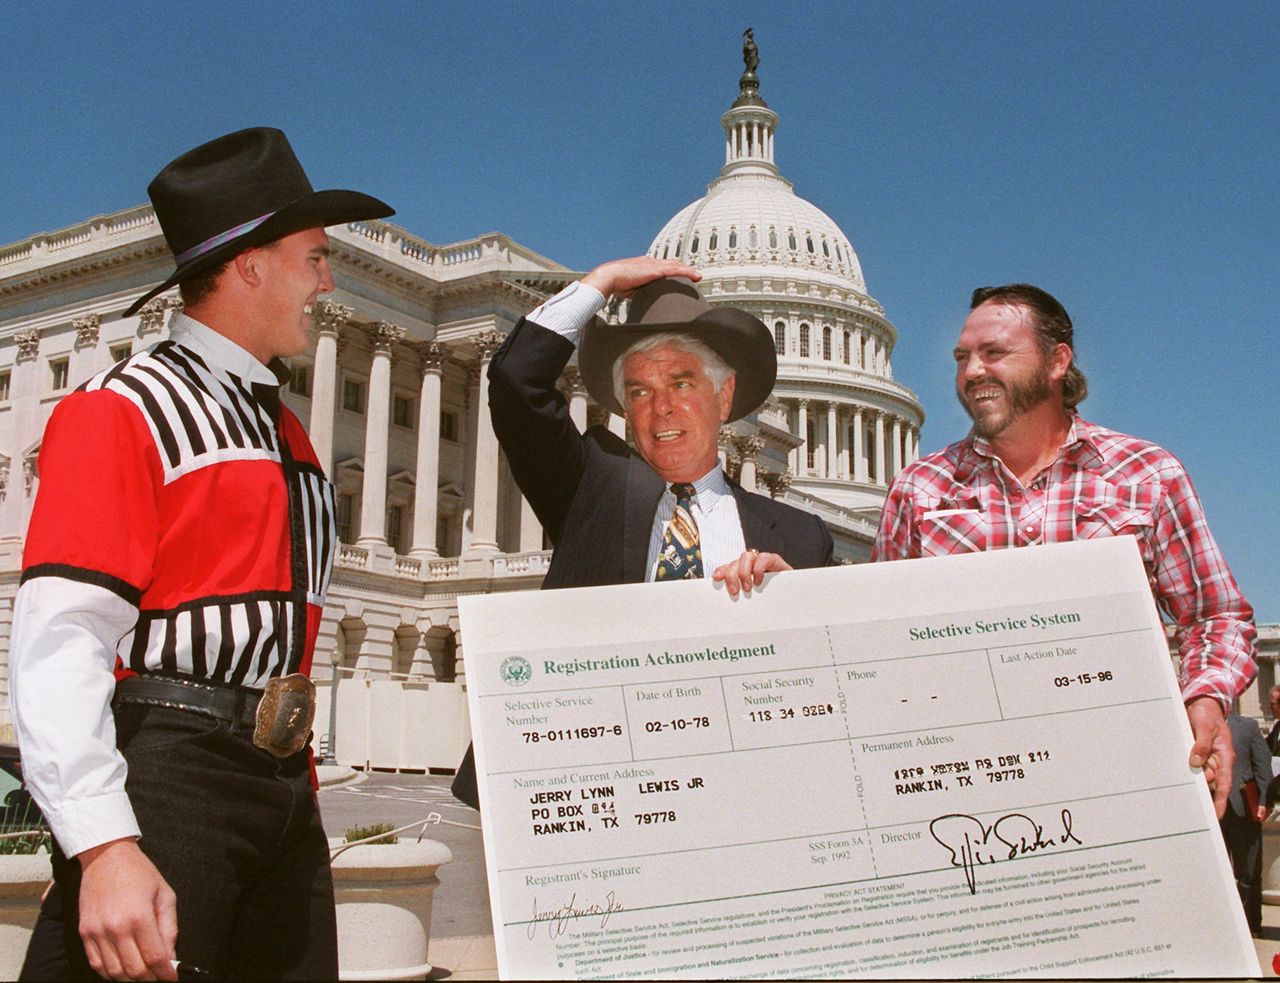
[460,538,1256,979]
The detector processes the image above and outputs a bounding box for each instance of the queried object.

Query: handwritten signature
[929,809,1082,894]
[527,891,625,941]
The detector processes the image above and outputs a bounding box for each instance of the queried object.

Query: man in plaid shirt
[873,283,1256,819]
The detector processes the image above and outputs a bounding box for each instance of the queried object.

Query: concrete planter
[1263,820,1280,905]
[329,838,454,981]
[0,852,53,980]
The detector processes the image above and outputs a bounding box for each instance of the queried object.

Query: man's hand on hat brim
[582,257,700,300]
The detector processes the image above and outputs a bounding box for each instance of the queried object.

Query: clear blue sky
[3,2,1276,619]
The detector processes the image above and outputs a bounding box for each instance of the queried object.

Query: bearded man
[872,283,1256,819]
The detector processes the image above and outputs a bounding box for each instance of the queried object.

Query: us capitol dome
[645,33,925,559]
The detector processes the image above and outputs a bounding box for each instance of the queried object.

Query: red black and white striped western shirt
[9,314,337,856]
[872,416,1256,714]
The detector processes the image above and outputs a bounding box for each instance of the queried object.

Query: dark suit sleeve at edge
[816,514,835,567]
[487,318,586,543]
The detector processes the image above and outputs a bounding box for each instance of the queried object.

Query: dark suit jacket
[451,318,834,806]
[1226,714,1274,818]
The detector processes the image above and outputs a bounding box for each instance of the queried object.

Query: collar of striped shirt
[667,467,734,512]
[167,312,283,387]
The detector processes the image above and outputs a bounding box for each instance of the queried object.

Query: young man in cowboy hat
[451,256,833,807]
[11,127,392,981]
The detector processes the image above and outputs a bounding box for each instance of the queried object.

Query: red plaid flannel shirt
[873,416,1256,712]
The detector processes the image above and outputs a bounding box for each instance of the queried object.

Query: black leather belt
[113,674,262,730]
[113,672,318,758]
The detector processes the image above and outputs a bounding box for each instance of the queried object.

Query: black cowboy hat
[124,127,394,317]
[578,277,776,422]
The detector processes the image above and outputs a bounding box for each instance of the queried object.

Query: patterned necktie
[656,483,704,580]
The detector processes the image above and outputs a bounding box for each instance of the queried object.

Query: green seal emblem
[500,656,532,687]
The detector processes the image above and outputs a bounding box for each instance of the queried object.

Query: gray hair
[612,332,734,407]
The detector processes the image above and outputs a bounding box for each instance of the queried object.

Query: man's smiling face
[622,341,735,484]
[953,301,1058,440]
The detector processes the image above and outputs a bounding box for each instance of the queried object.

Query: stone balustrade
[491,550,552,577]
[337,544,370,569]
[426,558,460,580]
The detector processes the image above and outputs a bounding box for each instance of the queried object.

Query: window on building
[440,409,459,442]
[0,370,10,402]
[788,231,797,251]
[336,493,354,544]
[110,344,132,363]
[708,232,718,251]
[675,237,682,257]
[50,358,69,391]
[822,326,832,361]
[769,228,778,249]
[773,322,786,356]
[805,418,816,470]
[842,331,851,365]
[748,227,758,249]
[806,235,815,254]
[384,505,404,553]
[728,229,738,249]
[822,239,831,257]
[662,243,669,259]
[690,234,699,254]
[865,427,877,478]
[290,363,311,397]
[799,324,810,358]
[342,378,364,413]
[430,631,458,683]
[392,393,414,429]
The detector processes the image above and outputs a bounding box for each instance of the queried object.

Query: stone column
[736,435,764,493]
[852,407,866,482]
[410,342,446,559]
[838,407,851,479]
[796,399,809,476]
[891,416,903,477]
[466,329,505,555]
[518,495,543,552]
[563,366,588,431]
[358,321,404,547]
[309,301,350,476]
[826,402,838,478]
[874,411,887,485]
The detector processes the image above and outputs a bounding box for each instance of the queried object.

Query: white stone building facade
[0,71,1272,763]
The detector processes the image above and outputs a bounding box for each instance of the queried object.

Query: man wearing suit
[1266,686,1280,754]
[1222,713,1273,935]
[451,257,833,807]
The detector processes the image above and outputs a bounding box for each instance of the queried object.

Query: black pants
[1221,810,1263,935]
[20,705,337,981]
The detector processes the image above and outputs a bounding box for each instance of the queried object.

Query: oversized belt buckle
[253,674,316,758]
